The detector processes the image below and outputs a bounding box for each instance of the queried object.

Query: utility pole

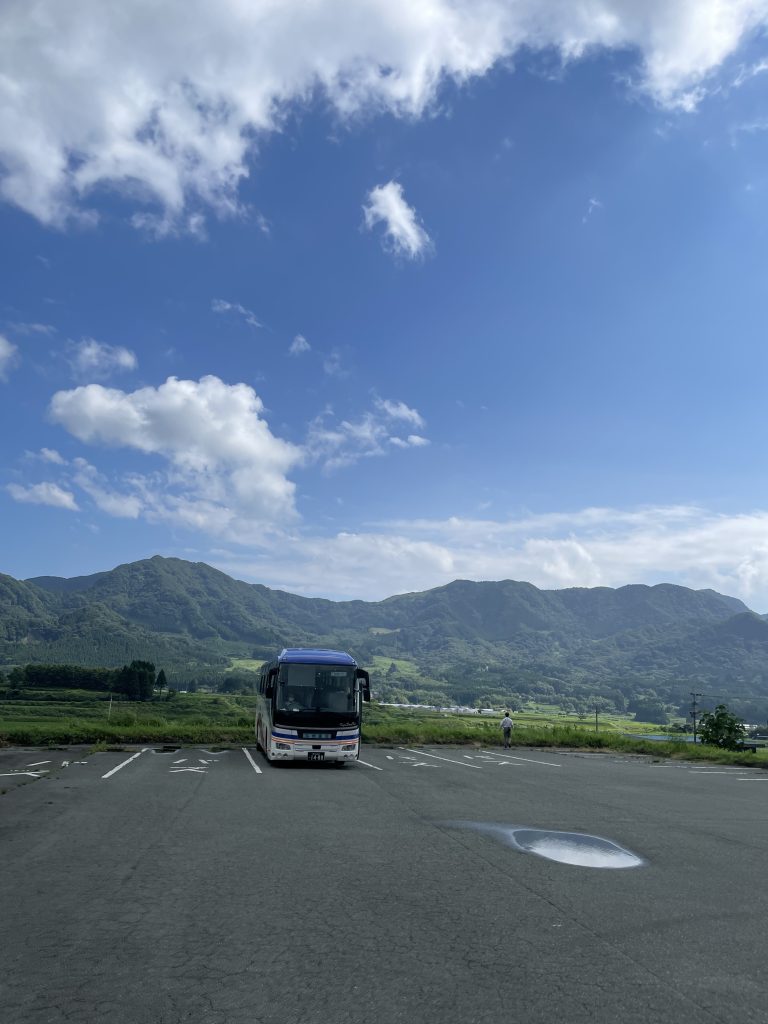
[595,708,599,734]
[690,692,702,744]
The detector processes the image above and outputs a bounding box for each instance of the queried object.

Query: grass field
[0,691,765,766]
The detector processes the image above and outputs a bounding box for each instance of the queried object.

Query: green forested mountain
[3,555,768,718]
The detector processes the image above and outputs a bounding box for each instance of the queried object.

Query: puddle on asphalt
[446,822,644,869]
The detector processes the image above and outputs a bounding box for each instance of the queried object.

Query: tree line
[1,661,168,701]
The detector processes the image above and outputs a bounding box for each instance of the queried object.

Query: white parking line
[404,749,481,768]
[738,777,768,781]
[0,771,45,778]
[26,761,51,767]
[480,749,561,767]
[242,748,263,774]
[101,749,147,779]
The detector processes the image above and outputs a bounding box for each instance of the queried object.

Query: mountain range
[3,555,768,718]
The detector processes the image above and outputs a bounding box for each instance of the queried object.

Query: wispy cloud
[322,349,346,378]
[211,298,262,329]
[289,334,310,356]
[208,505,768,605]
[306,396,428,469]
[582,197,602,224]
[7,322,56,336]
[363,181,432,260]
[69,338,138,379]
[0,335,19,380]
[6,481,79,511]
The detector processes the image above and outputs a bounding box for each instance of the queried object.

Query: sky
[4,2,768,605]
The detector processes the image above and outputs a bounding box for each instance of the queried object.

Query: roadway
[1,742,766,1023]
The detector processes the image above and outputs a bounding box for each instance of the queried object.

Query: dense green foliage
[698,704,746,750]
[12,660,159,700]
[3,556,768,718]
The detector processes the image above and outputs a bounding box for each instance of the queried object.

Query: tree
[698,704,746,750]
[156,669,167,696]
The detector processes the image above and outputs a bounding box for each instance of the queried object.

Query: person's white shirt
[500,715,513,729]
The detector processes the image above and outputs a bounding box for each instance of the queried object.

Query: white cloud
[211,298,261,329]
[6,481,78,511]
[6,1,761,228]
[207,505,768,605]
[363,182,432,260]
[7,322,56,336]
[40,448,66,465]
[582,197,603,224]
[0,335,18,379]
[289,334,310,356]
[306,397,428,469]
[72,458,143,518]
[374,397,425,429]
[322,349,346,378]
[49,374,301,536]
[70,338,138,378]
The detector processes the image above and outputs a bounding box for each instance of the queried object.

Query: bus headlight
[275,742,291,750]
[342,744,357,751]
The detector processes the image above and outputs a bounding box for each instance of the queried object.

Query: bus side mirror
[357,669,371,702]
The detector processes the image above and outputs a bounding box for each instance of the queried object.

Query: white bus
[255,648,371,765]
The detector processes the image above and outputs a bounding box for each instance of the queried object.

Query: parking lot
[1,743,766,1023]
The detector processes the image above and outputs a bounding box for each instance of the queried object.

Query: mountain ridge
[3,555,768,717]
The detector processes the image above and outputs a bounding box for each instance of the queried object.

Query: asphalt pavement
[1,742,767,1024]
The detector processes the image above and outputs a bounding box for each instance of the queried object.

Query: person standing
[500,711,514,749]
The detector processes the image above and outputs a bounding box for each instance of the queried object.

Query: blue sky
[3,2,768,604]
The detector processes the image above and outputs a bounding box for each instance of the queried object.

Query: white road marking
[0,771,44,778]
[386,755,395,760]
[101,749,147,779]
[26,760,50,767]
[463,754,475,759]
[242,748,263,775]
[480,749,561,767]
[198,759,209,764]
[169,767,206,773]
[412,762,438,768]
[172,758,187,764]
[404,749,481,768]
[690,770,732,774]
[495,761,518,766]
[61,760,70,767]
[738,777,768,781]
[357,759,383,770]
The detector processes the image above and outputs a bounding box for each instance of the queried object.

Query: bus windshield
[277,664,357,714]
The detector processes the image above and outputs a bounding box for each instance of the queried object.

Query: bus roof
[278,648,357,666]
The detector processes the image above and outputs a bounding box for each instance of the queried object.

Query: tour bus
[255,648,371,765]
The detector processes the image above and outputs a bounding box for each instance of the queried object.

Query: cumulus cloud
[289,334,310,356]
[3,1,763,228]
[363,182,432,260]
[6,481,78,510]
[49,374,301,535]
[211,298,261,329]
[70,338,138,378]
[0,335,18,379]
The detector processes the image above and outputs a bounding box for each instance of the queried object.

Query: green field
[0,691,766,767]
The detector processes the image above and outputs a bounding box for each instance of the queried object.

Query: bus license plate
[307,752,325,761]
